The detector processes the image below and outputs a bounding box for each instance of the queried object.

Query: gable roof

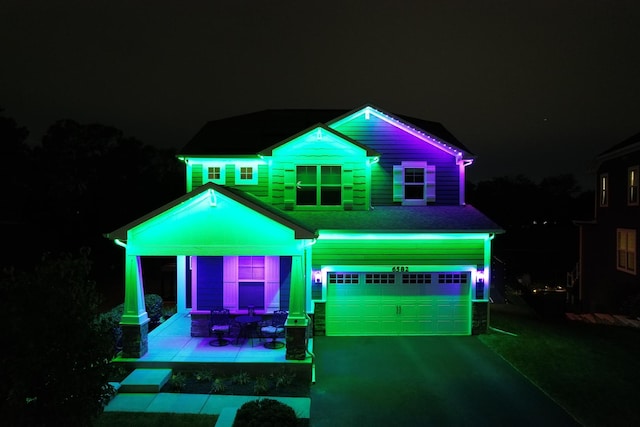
[598,131,640,158]
[179,106,472,156]
[258,123,380,157]
[106,182,317,241]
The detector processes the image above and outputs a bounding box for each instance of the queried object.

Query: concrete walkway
[310,336,581,427]
[105,392,310,418]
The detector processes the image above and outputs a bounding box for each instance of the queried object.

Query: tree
[0,111,31,222]
[0,250,115,426]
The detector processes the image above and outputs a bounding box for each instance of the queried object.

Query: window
[599,173,608,207]
[617,229,636,274]
[235,164,258,185]
[393,161,436,205]
[437,273,468,284]
[238,256,265,280]
[203,164,225,184]
[365,273,396,284]
[402,273,432,284]
[629,166,639,206]
[328,273,359,284]
[296,165,342,206]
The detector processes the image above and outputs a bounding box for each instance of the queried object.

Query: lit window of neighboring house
[599,173,608,207]
[617,229,636,275]
[629,166,639,206]
[393,161,436,205]
[204,165,225,184]
[235,164,258,185]
[296,165,342,206]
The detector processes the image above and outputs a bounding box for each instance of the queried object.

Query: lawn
[95,412,217,427]
[480,304,640,427]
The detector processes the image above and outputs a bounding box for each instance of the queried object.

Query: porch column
[176,255,188,313]
[285,254,308,360]
[120,254,150,357]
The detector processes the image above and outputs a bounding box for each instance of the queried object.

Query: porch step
[119,368,173,393]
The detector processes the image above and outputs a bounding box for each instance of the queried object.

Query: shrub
[253,376,269,395]
[210,378,226,394]
[233,399,297,427]
[145,293,164,324]
[170,373,187,392]
[231,371,251,385]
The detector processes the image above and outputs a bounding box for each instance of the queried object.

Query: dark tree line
[467,174,594,285]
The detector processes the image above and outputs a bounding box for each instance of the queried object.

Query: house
[576,132,639,312]
[106,104,503,359]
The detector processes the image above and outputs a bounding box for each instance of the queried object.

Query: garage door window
[365,273,396,284]
[438,273,468,284]
[402,273,432,284]
[328,273,360,284]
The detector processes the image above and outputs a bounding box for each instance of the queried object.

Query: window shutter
[223,256,238,311]
[343,168,354,210]
[393,165,403,202]
[264,256,280,311]
[426,165,436,202]
[192,163,203,188]
[283,165,295,210]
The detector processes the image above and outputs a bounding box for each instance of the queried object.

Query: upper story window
[599,173,608,207]
[617,229,636,275]
[235,164,258,185]
[296,165,342,206]
[628,166,639,206]
[393,161,436,205]
[204,164,226,185]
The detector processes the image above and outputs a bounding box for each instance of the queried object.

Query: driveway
[310,336,580,426]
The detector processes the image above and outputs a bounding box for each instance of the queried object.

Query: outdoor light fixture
[313,270,322,284]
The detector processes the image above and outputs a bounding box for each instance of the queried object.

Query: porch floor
[114,312,313,367]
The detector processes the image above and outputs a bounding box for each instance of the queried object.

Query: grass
[95,412,217,427]
[480,304,640,427]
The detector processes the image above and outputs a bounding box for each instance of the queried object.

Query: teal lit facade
[108,104,502,358]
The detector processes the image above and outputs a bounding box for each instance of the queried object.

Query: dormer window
[204,164,226,185]
[393,161,436,205]
[296,165,342,206]
[235,164,258,185]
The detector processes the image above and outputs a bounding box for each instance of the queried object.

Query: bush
[95,303,123,356]
[145,293,164,324]
[233,399,297,427]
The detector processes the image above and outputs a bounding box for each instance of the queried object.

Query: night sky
[2,0,639,189]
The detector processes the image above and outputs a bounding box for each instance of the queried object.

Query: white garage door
[325,271,471,336]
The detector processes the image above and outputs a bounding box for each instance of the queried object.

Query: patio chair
[209,308,232,347]
[261,310,288,349]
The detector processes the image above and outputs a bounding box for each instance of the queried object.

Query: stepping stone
[565,313,582,321]
[119,368,172,393]
[580,313,597,323]
[613,315,637,327]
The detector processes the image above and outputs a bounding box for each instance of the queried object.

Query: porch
[113,311,314,375]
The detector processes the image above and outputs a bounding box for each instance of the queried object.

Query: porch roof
[106,183,317,241]
[286,205,504,234]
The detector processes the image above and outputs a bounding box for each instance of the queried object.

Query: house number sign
[391,266,409,272]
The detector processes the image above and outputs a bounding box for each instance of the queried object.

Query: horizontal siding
[312,238,484,267]
[335,115,460,205]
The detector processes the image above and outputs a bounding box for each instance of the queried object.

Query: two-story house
[107,104,503,359]
[577,132,639,312]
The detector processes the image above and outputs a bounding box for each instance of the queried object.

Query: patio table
[234,315,263,346]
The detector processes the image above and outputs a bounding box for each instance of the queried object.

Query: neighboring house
[107,104,503,359]
[576,132,639,312]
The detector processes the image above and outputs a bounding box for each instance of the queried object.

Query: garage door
[325,271,471,336]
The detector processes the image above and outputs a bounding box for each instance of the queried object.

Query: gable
[107,184,314,256]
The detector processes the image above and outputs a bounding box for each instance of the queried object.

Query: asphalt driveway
[310,336,580,427]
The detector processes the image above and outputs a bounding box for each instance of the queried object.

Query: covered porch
[114,310,314,369]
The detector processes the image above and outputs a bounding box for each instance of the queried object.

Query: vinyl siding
[334,115,460,205]
[311,238,484,267]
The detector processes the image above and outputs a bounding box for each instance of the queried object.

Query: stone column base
[472,301,489,335]
[285,325,307,360]
[121,321,150,358]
